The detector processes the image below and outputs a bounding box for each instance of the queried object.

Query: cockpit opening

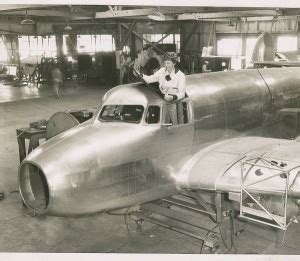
[163,100,191,126]
[99,105,144,123]
[146,105,160,124]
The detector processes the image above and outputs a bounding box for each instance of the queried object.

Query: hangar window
[217,38,242,70]
[18,35,57,60]
[63,35,73,56]
[0,37,9,62]
[277,36,297,52]
[99,105,144,124]
[245,37,258,67]
[76,34,116,54]
[146,106,160,124]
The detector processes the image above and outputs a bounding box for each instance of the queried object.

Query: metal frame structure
[239,157,298,230]
[130,191,224,251]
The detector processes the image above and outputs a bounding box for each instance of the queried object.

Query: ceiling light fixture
[21,10,35,25]
[63,24,72,31]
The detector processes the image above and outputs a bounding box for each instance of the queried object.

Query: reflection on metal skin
[176,136,300,197]
[19,67,300,216]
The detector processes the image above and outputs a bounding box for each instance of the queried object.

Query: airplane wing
[176,136,300,197]
[254,61,300,68]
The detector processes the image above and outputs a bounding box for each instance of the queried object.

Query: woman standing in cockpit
[141,52,186,125]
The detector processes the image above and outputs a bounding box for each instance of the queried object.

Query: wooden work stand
[16,128,46,163]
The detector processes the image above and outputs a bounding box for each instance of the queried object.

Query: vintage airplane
[18,66,300,230]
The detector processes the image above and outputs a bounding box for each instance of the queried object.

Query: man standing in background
[51,63,63,99]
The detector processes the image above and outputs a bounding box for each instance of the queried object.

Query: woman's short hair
[163,52,178,64]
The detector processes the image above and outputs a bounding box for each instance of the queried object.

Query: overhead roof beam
[95,7,205,19]
[0,5,54,11]
[95,8,279,21]
[108,6,115,13]
[0,10,92,19]
[177,10,278,20]
[119,20,137,50]
[241,16,297,22]
[72,6,92,14]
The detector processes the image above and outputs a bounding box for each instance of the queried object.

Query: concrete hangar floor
[0,80,300,254]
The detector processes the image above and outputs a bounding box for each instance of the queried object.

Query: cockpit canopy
[97,84,192,126]
[99,104,161,124]
[99,105,144,123]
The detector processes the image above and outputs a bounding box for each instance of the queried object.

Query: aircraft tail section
[251,32,276,63]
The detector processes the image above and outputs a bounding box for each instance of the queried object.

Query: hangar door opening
[217,37,263,69]
[277,35,297,52]
[217,38,242,70]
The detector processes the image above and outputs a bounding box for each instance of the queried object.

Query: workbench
[16,127,46,163]
[16,109,95,162]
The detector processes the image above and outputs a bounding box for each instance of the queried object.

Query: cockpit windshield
[99,105,144,123]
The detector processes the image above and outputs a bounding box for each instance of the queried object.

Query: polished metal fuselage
[19,67,300,216]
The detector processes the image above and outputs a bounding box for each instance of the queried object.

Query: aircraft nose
[19,162,49,214]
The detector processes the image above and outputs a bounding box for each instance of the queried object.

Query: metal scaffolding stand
[239,157,298,230]
[130,192,224,251]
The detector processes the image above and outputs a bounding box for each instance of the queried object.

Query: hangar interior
[2,3,300,254]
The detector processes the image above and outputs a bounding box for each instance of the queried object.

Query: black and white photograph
[1,0,300,259]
